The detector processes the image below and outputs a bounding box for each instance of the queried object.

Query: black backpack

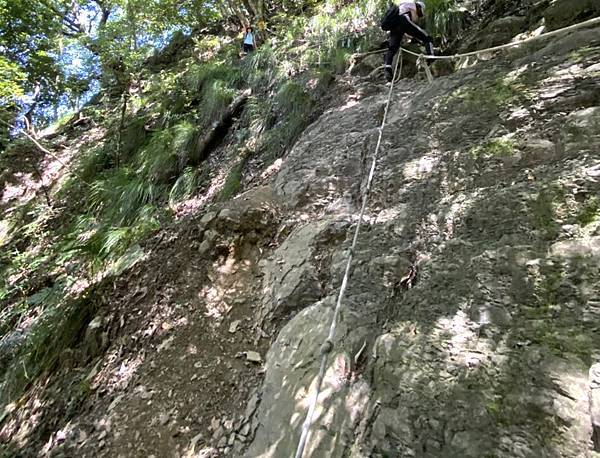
[381,4,401,31]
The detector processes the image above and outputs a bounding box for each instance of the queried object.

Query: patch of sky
[21,0,192,128]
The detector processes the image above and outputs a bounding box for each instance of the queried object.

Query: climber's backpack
[381,4,401,31]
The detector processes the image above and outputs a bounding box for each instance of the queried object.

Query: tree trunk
[225,0,248,28]
[194,89,251,164]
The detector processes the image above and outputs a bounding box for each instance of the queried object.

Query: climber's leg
[384,30,404,82]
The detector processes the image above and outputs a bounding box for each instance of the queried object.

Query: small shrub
[100,226,132,256]
[89,169,161,225]
[243,45,281,90]
[200,80,236,127]
[576,197,599,226]
[276,81,312,116]
[79,146,112,181]
[136,129,178,183]
[185,61,239,94]
[425,0,459,41]
[252,80,316,161]
[118,117,148,160]
[102,209,159,259]
[116,178,160,222]
[242,96,274,135]
[172,120,198,168]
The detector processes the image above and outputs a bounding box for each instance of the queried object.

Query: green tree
[0,56,26,148]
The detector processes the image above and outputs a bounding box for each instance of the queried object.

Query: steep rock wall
[246,25,600,457]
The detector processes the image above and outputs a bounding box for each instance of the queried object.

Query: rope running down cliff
[294,48,403,458]
[293,14,600,458]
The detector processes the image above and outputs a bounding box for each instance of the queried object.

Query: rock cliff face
[2,2,600,457]
[244,25,600,457]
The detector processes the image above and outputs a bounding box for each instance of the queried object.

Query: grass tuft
[470,138,516,159]
[169,167,199,207]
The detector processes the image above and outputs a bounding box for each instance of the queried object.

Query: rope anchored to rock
[409,15,600,83]
[356,15,600,83]
[401,15,600,62]
[293,14,600,458]
[294,48,403,458]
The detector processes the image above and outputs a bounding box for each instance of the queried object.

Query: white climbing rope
[416,54,434,83]
[294,49,403,458]
[293,14,600,458]
[336,15,600,61]
[398,15,600,61]
[350,16,600,84]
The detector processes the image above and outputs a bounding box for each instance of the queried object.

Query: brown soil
[0,186,280,457]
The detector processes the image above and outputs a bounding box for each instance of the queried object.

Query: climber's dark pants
[384,15,434,68]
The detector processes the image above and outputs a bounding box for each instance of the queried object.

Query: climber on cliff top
[381,0,435,82]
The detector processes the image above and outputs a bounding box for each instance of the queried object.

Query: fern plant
[200,80,236,128]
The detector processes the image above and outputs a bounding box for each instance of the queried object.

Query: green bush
[576,197,599,226]
[243,45,281,90]
[136,129,178,183]
[89,169,160,223]
[169,167,199,207]
[470,138,516,158]
[425,0,459,40]
[172,120,199,167]
[200,79,237,127]
[185,61,238,93]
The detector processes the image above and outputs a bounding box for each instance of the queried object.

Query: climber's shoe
[384,65,393,82]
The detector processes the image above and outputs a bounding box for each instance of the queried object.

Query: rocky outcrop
[544,0,600,30]
[260,221,326,322]
[479,15,528,48]
[4,3,599,457]
[245,22,600,457]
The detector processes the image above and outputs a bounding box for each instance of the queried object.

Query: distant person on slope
[381,1,434,82]
[242,27,257,53]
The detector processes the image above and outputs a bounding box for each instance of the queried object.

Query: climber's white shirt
[244,32,254,45]
[398,1,419,22]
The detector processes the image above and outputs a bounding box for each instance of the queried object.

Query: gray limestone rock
[544,0,600,30]
[482,16,528,47]
[83,316,107,360]
[260,221,329,321]
[245,29,600,455]
[0,330,26,373]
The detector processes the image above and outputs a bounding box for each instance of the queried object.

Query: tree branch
[38,0,81,34]
[92,0,111,27]
[0,119,85,182]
